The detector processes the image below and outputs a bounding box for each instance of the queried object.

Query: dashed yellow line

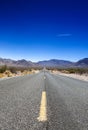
[37,91,47,121]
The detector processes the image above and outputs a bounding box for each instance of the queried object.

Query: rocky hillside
[0,57,88,68]
[0,58,35,67]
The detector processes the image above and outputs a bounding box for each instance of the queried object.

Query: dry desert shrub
[0,73,4,78]
[4,70,13,77]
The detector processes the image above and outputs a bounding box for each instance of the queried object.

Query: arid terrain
[52,70,88,81]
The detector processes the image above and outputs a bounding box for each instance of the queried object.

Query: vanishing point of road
[0,71,88,130]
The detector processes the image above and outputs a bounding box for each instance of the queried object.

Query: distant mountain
[37,59,74,68]
[0,58,35,67]
[75,58,88,67]
[0,58,15,66]
[15,59,35,67]
[0,57,88,68]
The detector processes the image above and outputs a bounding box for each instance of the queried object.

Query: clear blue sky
[0,0,88,62]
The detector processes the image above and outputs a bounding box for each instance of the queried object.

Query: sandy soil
[52,71,88,82]
[0,70,40,79]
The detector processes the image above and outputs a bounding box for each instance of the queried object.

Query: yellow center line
[37,91,47,121]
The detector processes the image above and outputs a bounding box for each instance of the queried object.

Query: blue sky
[0,0,88,62]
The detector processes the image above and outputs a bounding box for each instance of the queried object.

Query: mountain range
[0,57,88,68]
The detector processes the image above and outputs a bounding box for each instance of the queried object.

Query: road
[0,71,88,130]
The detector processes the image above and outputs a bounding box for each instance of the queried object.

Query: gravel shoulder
[52,71,88,82]
[46,72,88,130]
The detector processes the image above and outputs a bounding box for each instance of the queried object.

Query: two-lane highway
[0,71,88,130]
[46,72,88,130]
[0,72,47,130]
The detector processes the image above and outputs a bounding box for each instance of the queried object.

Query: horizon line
[0,56,87,63]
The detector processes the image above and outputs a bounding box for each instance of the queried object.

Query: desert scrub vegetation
[4,70,13,77]
[0,65,14,78]
[60,68,88,75]
[47,67,88,75]
[0,65,41,78]
[0,73,4,78]
[64,68,88,75]
[0,65,7,73]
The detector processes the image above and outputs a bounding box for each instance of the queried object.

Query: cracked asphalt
[0,71,88,130]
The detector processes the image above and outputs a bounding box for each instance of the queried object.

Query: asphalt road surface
[0,71,88,130]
